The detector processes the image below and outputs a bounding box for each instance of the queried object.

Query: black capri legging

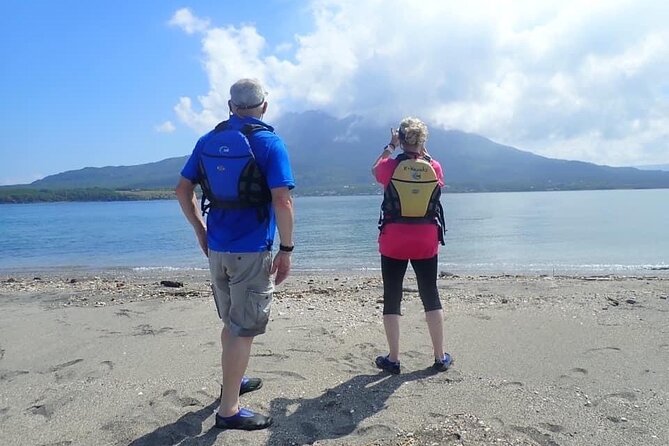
[381,255,442,315]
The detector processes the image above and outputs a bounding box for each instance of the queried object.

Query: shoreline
[1,271,668,445]
[1,264,668,280]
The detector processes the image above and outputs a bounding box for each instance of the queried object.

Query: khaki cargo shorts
[208,250,274,337]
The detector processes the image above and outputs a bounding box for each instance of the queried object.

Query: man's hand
[271,251,291,285]
[175,176,209,257]
[196,227,208,257]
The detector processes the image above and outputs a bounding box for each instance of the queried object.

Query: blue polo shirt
[180,115,295,253]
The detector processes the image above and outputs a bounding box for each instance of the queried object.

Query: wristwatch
[279,244,294,252]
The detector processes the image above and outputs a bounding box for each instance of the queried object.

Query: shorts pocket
[244,289,272,331]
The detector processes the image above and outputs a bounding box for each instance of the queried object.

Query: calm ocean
[0,190,667,275]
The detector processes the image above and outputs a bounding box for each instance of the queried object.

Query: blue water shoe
[432,353,453,372]
[375,355,401,374]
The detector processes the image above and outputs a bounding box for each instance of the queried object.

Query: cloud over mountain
[169,1,669,167]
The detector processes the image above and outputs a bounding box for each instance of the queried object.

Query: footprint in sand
[511,425,560,446]
[539,422,565,433]
[592,391,637,407]
[355,423,395,438]
[287,347,323,354]
[27,403,54,419]
[337,352,368,372]
[0,406,9,423]
[0,370,29,382]
[354,342,375,351]
[558,367,588,380]
[439,369,464,383]
[47,359,84,373]
[45,359,85,383]
[263,370,307,381]
[132,324,173,336]
[39,442,72,446]
[251,350,289,360]
[584,346,621,355]
[115,308,143,318]
[98,328,122,337]
[83,360,114,382]
[161,389,202,408]
[402,350,424,359]
[489,417,505,430]
[0,346,5,360]
[44,358,114,383]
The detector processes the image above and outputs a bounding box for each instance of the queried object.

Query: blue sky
[0,0,310,185]
[2,0,668,185]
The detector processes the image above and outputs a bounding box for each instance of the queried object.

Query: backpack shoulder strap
[213,120,230,133]
[241,123,274,136]
[212,120,273,135]
[395,153,410,162]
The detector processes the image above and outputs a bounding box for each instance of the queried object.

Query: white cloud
[168,8,210,34]
[155,120,176,133]
[170,1,669,165]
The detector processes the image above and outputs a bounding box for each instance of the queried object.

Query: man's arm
[270,186,294,285]
[175,176,208,257]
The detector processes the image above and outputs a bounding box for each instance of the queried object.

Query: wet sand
[1,270,668,445]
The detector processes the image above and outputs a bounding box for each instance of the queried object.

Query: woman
[371,116,452,374]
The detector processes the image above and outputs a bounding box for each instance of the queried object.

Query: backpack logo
[218,145,230,153]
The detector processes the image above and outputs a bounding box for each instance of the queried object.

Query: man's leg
[216,251,273,424]
[219,331,254,416]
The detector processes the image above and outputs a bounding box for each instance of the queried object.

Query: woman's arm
[371,128,401,174]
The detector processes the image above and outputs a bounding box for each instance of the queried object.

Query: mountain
[273,111,669,193]
[6,111,669,200]
[635,164,669,172]
[30,156,188,190]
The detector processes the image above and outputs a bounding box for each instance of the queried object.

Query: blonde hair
[398,117,428,147]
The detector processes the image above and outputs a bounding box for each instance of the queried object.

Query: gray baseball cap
[230,78,267,109]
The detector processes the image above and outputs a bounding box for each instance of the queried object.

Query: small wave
[438,262,669,275]
[294,266,381,272]
[132,266,208,272]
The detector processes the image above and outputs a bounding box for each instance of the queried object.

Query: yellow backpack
[380,154,446,244]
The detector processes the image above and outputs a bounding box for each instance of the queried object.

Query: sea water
[0,189,667,275]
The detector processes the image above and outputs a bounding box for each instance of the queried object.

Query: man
[176,78,295,430]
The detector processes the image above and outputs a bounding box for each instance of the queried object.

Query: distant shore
[1,271,668,445]
[5,186,669,204]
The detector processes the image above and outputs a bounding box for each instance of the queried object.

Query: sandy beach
[1,270,668,446]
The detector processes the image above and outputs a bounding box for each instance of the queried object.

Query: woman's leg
[411,256,444,360]
[381,255,409,362]
[425,309,445,360]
